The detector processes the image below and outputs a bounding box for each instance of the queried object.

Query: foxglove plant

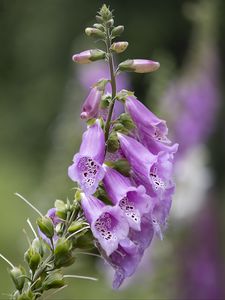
[0,5,178,298]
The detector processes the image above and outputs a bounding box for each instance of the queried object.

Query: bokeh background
[1,0,225,299]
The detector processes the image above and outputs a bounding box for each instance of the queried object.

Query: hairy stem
[104,27,117,145]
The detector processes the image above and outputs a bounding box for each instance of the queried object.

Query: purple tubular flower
[80,86,103,120]
[125,95,170,143]
[118,133,174,198]
[103,165,152,230]
[129,215,154,251]
[81,194,129,256]
[98,238,143,289]
[38,208,60,244]
[139,131,179,155]
[68,119,105,195]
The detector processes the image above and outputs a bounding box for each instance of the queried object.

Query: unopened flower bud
[68,220,85,233]
[31,238,45,257]
[117,113,135,130]
[72,49,106,64]
[111,25,124,37]
[95,15,104,23]
[93,23,105,31]
[9,266,26,292]
[17,291,35,300]
[37,216,54,239]
[110,159,131,177]
[100,95,111,109]
[85,27,105,39]
[42,271,65,290]
[110,41,128,53]
[106,18,114,27]
[54,238,75,268]
[24,247,41,273]
[118,59,160,73]
[80,86,103,120]
[99,4,112,22]
[72,231,94,249]
[107,132,120,153]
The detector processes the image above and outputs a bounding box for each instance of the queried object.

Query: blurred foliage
[0,0,225,299]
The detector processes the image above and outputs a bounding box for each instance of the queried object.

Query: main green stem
[104,27,117,145]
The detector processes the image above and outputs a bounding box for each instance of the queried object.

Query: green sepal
[100,95,111,109]
[54,238,75,268]
[116,89,134,103]
[107,131,120,153]
[55,199,67,220]
[9,266,26,292]
[118,60,134,72]
[117,113,136,130]
[68,220,86,233]
[106,159,131,177]
[89,49,106,61]
[37,216,54,239]
[73,231,94,250]
[31,238,45,257]
[111,25,124,38]
[16,291,35,300]
[42,271,65,291]
[24,247,41,273]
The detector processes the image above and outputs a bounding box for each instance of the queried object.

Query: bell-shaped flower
[103,165,153,231]
[81,194,129,256]
[68,119,105,195]
[128,214,154,251]
[118,133,175,199]
[98,238,143,289]
[139,131,179,156]
[80,86,103,120]
[125,95,170,143]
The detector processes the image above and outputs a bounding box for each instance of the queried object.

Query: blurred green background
[1,0,225,299]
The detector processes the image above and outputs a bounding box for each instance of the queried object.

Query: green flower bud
[112,159,131,177]
[110,42,128,53]
[42,271,65,290]
[100,95,111,109]
[54,238,75,268]
[93,23,105,31]
[24,247,41,273]
[111,25,124,37]
[95,15,104,23]
[85,27,105,39]
[117,113,135,130]
[106,18,114,27]
[31,238,45,257]
[99,4,112,22]
[68,220,85,233]
[37,216,54,239]
[116,89,134,103]
[113,123,124,131]
[107,132,120,153]
[54,199,67,220]
[73,231,94,250]
[9,266,26,292]
[17,291,35,300]
[118,59,134,72]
